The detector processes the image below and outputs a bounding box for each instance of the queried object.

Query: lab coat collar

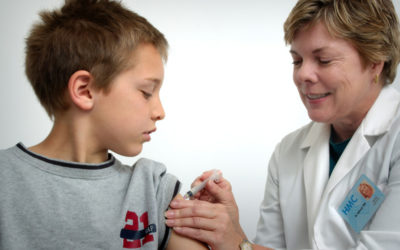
[300,122,327,149]
[362,85,400,139]
[300,86,400,149]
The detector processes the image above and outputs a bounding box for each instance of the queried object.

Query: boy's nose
[152,97,165,121]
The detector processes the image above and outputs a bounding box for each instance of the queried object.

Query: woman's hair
[25,0,168,117]
[284,0,400,85]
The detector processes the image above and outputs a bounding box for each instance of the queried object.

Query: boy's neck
[29,115,109,164]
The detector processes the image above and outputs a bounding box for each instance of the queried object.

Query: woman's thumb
[205,179,233,204]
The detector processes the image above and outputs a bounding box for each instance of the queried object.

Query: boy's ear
[68,70,95,111]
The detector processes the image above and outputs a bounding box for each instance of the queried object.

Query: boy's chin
[114,145,143,157]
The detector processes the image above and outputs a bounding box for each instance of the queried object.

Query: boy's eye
[292,59,302,66]
[141,91,152,99]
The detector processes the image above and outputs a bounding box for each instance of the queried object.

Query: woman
[165,0,400,249]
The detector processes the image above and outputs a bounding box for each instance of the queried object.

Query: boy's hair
[284,0,400,85]
[25,0,168,118]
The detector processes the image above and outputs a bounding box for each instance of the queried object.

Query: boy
[0,0,207,249]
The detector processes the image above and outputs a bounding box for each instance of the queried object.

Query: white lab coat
[254,86,400,250]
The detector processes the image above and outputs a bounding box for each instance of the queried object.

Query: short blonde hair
[284,0,400,85]
[25,0,168,118]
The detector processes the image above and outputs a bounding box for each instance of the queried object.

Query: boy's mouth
[143,128,156,136]
[146,128,156,134]
[143,128,156,142]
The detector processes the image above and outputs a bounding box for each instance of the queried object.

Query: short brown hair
[284,0,400,85]
[25,0,168,118]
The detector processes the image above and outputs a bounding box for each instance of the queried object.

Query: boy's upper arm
[166,194,208,250]
[166,229,208,250]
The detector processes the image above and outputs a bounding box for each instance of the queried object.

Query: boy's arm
[166,194,208,250]
[166,229,208,250]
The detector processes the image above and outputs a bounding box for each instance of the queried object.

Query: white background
[1,0,400,240]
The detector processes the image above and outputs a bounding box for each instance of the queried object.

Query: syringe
[183,169,222,200]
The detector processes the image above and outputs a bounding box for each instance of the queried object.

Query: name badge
[338,174,385,233]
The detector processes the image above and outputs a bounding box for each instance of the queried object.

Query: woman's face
[290,21,382,128]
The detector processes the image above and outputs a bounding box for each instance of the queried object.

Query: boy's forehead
[119,44,165,82]
[127,43,164,67]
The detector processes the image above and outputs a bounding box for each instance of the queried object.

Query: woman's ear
[68,70,95,111]
[370,61,385,81]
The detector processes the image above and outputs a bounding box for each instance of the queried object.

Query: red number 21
[123,211,154,248]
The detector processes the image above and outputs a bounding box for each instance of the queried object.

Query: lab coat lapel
[302,122,330,237]
[325,126,370,194]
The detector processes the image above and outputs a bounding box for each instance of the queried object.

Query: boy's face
[91,43,165,156]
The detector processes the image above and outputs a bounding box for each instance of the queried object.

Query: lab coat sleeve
[356,134,400,249]
[253,142,286,249]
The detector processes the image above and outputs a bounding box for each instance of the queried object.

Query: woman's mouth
[306,93,330,100]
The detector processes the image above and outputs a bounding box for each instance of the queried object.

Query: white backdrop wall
[1,0,400,240]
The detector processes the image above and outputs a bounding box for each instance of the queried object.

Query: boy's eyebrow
[147,78,161,84]
[145,78,162,86]
[139,78,162,90]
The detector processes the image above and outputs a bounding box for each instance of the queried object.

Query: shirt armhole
[159,180,181,250]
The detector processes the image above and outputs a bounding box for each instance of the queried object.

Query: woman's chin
[307,112,331,124]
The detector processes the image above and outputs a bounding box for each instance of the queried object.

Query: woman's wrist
[239,239,253,250]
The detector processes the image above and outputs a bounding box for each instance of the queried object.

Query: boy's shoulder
[130,158,180,195]
[132,158,167,176]
[0,144,21,163]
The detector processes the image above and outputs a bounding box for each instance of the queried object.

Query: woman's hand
[165,171,247,249]
[191,171,240,223]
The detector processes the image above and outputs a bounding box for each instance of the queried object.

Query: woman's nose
[294,60,318,85]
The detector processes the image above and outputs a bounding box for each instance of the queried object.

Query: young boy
[0,0,207,249]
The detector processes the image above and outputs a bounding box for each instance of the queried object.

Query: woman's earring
[375,74,379,84]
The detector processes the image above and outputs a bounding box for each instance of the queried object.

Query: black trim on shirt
[159,180,181,250]
[16,143,115,170]
[172,181,181,198]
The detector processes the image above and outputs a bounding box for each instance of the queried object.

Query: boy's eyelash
[292,60,302,66]
[141,91,152,99]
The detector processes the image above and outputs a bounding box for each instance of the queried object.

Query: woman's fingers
[190,170,216,187]
[167,199,220,218]
[166,217,217,231]
[170,198,203,209]
[166,200,230,231]
[188,170,233,202]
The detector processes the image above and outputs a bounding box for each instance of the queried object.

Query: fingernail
[170,200,178,207]
[165,219,174,226]
[173,227,182,232]
[165,210,174,218]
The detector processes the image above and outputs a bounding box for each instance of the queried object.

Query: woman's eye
[319,59,331,65]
